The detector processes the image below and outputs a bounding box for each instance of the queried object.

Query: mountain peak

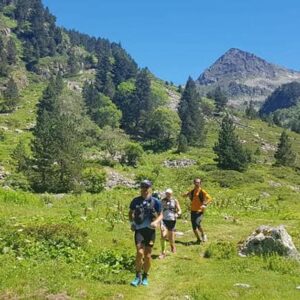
[196,49,300,105]
[197,48,279,85]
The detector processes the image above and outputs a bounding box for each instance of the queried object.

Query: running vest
[162,198,176,221]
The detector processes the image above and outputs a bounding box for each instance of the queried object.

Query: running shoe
[130,276,141,287]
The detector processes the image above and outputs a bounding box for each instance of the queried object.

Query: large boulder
[239,225,300,259]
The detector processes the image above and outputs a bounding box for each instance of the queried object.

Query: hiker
[129,180,163,287]
[182,178,212,244]
[159,188,182,259]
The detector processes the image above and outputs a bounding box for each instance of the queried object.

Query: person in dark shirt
[128,180,162,287]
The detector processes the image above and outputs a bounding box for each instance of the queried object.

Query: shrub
[204,241,236,259]
[82,167,106,193]
[121,142,143,166]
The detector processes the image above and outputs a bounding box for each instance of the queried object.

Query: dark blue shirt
[130,196,162,230]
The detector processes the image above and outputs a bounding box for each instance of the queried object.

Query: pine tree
[31,76,85,192]
[178,77,206,146]
[132,68,152,135]
[245,100,257,119]
[95,54,112,92]
[213,115,251,172]
[11,140,28,172]
[0,36,8,76]
[177,134,188,153]
[6,39,17,65]
[207,87,228,112]
[3,78,19,111]
[274,131,296,167]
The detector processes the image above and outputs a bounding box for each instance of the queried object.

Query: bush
[121,142,143,166]
[82,167,106,193]
[0,224,88,261]
[204,241,236,259]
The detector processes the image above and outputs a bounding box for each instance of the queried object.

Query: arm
[150,212,163,228]
[175,199,182,216]
[128,209,134,222]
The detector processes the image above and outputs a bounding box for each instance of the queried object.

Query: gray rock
[234,283,251,288]
[105,170,135,189]
[163,158,196,168]
[239,225,300,259]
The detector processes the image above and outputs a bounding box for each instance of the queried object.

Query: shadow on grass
[175,240,202,246]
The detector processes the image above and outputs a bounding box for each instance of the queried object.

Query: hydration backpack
[189,189,205,203]
[134,197,156,225]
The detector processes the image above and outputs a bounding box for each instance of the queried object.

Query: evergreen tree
[3,78,19,111]
[245,100,257,119]
[213,115,251,172]
[95,54,112,92]
[31,76,85,192]
[6,38,17,65]
[11,140,28,172]
[128,68,153,136]
[178,77,206,146]
[82,81,100,117]
[111,44,138,85]
[274,131,296,167]
[177,134,188,153]
[207,87,228,111]
[67,50,80,75]
[0,36,8,76]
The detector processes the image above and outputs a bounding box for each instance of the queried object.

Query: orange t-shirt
[190,188,212,212]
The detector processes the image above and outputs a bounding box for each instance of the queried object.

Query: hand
[130,223,136,231]
[150,221,158,229]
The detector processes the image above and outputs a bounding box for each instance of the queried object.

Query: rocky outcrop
[196,48,300,106]
[105,170,136,189]
[239,225,300,259]
[163,159,196,168]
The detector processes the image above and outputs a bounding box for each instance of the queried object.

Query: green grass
[0,67,300,299]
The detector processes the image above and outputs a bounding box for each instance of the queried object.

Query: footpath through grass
[0,186,299,300]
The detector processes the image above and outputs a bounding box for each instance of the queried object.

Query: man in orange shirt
[183,178,212,244]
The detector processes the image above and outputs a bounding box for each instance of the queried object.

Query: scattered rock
[0,166,9,180]
[261,142,276,152]
[268,180,282,188]
[260,192,271,198]
[113,294,124,300]
[234,283,251,288]
[15,129,23,134]
[163,159,196,168]
[105,170,135,189]
[46,292,71,300]
[239,225,300,259]
[0,126,9,131]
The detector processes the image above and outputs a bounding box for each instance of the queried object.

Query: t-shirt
[130,196,162,230]
[190,188,212,212]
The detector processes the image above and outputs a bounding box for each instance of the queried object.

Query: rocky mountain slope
[196,48,300,106]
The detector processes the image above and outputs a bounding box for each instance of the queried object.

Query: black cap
[140,179,152,188]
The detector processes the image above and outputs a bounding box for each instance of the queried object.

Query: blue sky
[43,0,300,85]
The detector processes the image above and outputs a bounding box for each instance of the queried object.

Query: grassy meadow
[0,76,300,299]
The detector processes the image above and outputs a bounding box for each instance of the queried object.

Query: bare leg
[135,245,144,274]
[144,246,152,274]
[168,230,176,252]
[193,228,201,241]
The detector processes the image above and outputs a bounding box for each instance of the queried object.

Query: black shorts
[191,211,204,230]
[135,228,156,247]
[162,220,176,231]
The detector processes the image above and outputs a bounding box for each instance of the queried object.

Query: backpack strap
[190,189,205,203]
